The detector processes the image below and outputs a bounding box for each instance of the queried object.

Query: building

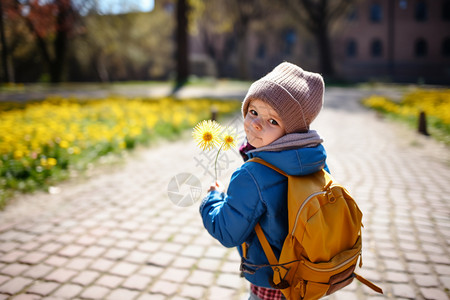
[189,0,450,84]
[335,0,450,84]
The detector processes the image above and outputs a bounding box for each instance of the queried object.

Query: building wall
[336,0,450,84]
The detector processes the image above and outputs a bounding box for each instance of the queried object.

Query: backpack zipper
[291,190,327,236]
[301,250,361,272]
[291,182,342,236]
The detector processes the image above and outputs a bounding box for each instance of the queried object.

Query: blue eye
[269,119,279,125]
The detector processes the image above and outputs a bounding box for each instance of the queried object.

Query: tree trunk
[236,31,249,80]
[50,31,67,83]
[281,0,357,78]
[235,20,250,80]
[0,0,11,82]
[315,24,334,77]
[50,0,70,83]
[15,0,75,83]
[94,52,109,82]
[175,0,189,86]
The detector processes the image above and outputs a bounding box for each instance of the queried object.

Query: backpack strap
[354,273,383,294]
[241,157,278,262]
[254,223,279,266]
[255,223,289,287]
[245,158,289,286]
[247,157,287,177]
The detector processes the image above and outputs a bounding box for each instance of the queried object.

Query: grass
[362,88,450,145]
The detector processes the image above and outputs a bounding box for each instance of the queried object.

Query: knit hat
[242,62,324,133]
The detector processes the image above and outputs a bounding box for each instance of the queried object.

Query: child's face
[244,99,286,148]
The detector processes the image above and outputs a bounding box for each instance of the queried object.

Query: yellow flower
[59,140,69,149]
[221,128,238,151]
[13,150,24,159]
[40,158,47,167]
[47,158,57,167]
[192,120,222,151]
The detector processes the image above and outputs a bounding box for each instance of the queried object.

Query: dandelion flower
[221,129,238,151]
[192,120,222,151]
[47,158,57,167]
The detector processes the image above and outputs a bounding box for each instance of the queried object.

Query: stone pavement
[0,87,449,300]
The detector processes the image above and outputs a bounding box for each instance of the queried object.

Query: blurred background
[1,0,449,85]
[1,0,449,207]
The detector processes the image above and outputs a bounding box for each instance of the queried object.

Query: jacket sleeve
[199,167,266,248]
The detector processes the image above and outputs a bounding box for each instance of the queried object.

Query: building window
[346,39,358,57]
[256,44,266,59]
[399,0,408,10]
[415,38,428,57]
[347,6,358,21]
[442,37,450,56]
[371,39,383,57]
[415,0,428,21]
[283,29,297,55]
[370,3,383,22]
[443,0,450,21]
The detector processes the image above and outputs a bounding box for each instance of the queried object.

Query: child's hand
[207,181,224,193]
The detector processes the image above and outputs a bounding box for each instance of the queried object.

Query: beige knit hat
[242,62,324,133]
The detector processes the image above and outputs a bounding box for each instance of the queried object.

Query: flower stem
[214,143,224,181]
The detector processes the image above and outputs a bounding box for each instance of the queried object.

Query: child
[199,62,328,300]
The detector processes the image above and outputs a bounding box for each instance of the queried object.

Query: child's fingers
[207,182,217,192]
[215,181,225,193]
[207,181,224,193]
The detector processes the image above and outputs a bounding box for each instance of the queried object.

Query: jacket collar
[246,132,327,176]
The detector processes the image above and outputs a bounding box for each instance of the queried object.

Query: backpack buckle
[269,266,291,289]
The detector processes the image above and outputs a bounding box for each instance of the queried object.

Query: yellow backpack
[242,157,383,300]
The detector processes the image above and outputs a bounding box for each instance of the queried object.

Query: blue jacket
[199,144,328,288]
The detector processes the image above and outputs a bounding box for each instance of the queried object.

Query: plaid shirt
[251,284,285,300]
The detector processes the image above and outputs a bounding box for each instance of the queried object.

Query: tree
[190,0,270,80]
[71,9,174,82]
[175,0,189,86]
[189,0,234,77]
[0,0,12,82]
[8,0,82,83]
[227,0,269,80]
[280,0,357,77]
